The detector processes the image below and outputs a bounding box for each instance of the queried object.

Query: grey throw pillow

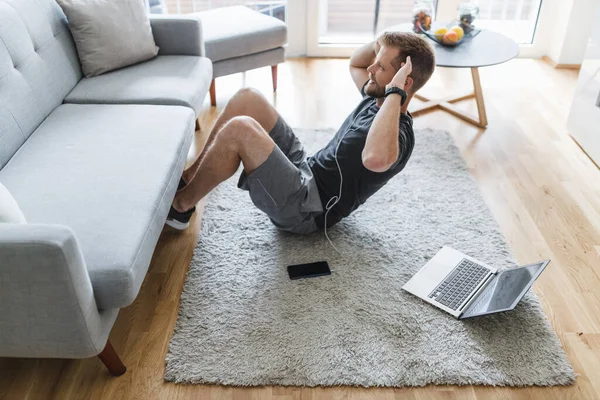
[57,0,159,77]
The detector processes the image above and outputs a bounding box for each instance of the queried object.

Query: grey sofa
[0,0,212,375]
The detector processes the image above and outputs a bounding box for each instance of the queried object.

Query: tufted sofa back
[0,0,82,169]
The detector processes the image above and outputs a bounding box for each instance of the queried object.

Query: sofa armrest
[150,14,206,57]
[0,224,118,359]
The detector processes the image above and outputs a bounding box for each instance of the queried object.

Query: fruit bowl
[421,21,481,47]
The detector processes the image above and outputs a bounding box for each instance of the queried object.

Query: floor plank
[0,58,598,399]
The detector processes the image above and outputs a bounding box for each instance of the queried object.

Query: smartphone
[287,261,331,280]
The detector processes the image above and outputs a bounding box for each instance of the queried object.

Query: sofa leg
[210,79,216,107]
[97,340,126,376]
[195,118,200,131]
[271,65,278,92]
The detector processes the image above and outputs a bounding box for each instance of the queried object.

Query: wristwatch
[384,86,407,105]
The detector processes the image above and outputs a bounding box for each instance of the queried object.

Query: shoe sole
[165,218,190,231]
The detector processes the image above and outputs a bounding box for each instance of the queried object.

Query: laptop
[402,246,550,319]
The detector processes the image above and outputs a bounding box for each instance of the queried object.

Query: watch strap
[384,86,407,105]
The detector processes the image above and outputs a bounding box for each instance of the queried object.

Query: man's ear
[404,76,414,92]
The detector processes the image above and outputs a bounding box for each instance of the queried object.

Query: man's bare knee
[227,88,278,132]
[216,116,274,172]
[217,116,265,150]
[233,87,264,102]
[225,115,263,132]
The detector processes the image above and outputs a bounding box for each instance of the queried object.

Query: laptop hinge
[458,271,496,315]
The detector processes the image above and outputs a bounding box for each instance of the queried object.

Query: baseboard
[542,55,581,70]
[570,133,600,170]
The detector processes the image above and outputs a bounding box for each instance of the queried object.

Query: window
[159,0,286,22]
[318,0,542,45]
[475,0,542,44]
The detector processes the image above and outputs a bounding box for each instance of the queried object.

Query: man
[167,32,435,235]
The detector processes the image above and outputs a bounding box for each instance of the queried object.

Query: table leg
[438,102,484,127]
[410,91,475,116]
[471,67,488,128]
[409,68,488,129]
[414,93,429,102]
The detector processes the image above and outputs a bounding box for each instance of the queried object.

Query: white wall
[286,0,307,57]
[567,4,600,164]
[544,0,600,65]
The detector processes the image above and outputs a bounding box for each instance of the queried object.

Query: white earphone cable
[323,134,345,256]
[323,108,365,256]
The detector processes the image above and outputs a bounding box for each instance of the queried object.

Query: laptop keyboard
[428,259,490,311]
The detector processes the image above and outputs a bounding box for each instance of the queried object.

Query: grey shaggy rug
[165,128,575,387]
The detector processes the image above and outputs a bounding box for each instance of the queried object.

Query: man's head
[364,32,435,99]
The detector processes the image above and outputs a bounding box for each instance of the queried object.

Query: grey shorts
[237,116,323,235]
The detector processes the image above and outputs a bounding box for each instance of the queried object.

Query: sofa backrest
[0,0,82,169]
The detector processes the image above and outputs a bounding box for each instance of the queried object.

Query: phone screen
[287,261,331,280]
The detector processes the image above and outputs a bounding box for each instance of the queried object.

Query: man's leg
[182,88,280,184]
[173,116,275,213]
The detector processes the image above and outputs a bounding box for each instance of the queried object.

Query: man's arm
[349,41,379,93]
[362,57,412,173]
[362,95,403,172]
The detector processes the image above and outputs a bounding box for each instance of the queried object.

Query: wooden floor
[1,58,599,400]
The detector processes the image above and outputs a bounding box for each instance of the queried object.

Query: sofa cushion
[0,104,195,309]
[213,47,285,79]
[56,0,158,77]
[64,55,212,116]
[198,6,287,63]
[0,0,82,169]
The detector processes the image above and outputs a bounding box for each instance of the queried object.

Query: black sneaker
[166,205,196,230]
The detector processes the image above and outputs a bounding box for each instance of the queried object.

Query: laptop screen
[460,261,549,319]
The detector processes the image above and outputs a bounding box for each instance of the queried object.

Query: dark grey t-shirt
[307,82,415,229]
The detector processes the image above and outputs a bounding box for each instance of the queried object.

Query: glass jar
[457,3,479,33]
[412,0,435,33]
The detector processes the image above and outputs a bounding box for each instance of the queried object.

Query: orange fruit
[451,26,464,40]
[443,31,459,44]
[434,27,448,41]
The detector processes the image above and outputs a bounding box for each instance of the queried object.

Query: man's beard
[364,79,386,98]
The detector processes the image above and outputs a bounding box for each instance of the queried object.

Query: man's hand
[386,56,412,91]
